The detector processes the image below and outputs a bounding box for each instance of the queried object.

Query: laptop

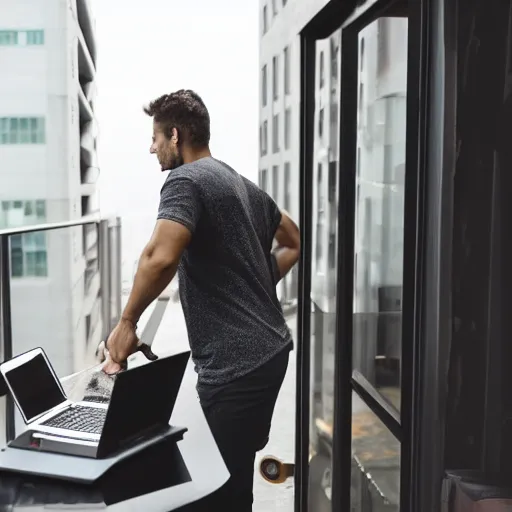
[0,347,190,459]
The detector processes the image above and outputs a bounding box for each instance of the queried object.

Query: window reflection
[350,393,400,511]
[352,17,408,413]
[309,28,341,512]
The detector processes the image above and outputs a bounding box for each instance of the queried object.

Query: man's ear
[171,127,179,144]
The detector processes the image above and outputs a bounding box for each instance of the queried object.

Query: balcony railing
[0,215,122,444]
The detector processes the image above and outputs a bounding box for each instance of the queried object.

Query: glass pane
[309,28,341,512]
[9,228,94,436]
[352,17,408,413]
[10,235,22,248]
[34,250,47,277]
[23,232,37,250]
[350,393,400,511]
[25,252,36,276]
[10,247,23,277]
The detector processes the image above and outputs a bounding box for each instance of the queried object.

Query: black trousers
[179,347,290,512]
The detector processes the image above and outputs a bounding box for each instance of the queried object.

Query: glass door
[307,26,342,512]
[349,14,408,510]
[296,1,419,510]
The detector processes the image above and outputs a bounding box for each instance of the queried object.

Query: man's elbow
[141,245,178,273]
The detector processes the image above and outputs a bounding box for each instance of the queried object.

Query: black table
[0,352,229,510]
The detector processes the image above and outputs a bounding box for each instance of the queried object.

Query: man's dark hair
[144,89,210,147]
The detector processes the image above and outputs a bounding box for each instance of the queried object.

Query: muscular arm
[272,210,300,282]
[122,219,192,325]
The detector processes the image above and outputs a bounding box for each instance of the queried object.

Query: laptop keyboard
[42,405,107,434]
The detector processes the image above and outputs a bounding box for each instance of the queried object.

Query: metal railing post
[98,220,111,341]
[0,235,15,442]
[114,217,122,324]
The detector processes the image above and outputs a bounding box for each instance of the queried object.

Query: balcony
[0,212,297,509]
[76,0,97,66]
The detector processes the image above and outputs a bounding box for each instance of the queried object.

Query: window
[284,46,291,95]
[262,65,268,107]
[260,120,268,156]
[272,165,279,202]
[260,169,268,192]
[262,5,268,34]
[26,30,44,45]
[284,108,291,149]
[358,83,364,123]
[328,161,337,203]
[0,30,44,46]
[330,37,339,80]
[272,56,279,100]
[377,18,389,74]
[283,0,287,4]
[0,200,48,278]
[315,163,324,264]
[0,117,45,144]
[284,162,291,211]
[272,114,280,153]
[260,121,268,156]
[352,17,408,413]
[318,108,324,137]
[0,31,18,45]
[319,51,325,88]
[272,0,278,17]
[360,36,365,71]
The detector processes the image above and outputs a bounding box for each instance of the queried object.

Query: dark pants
[180,347,290,512]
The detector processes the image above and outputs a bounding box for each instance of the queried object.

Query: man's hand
[102,319,139,374]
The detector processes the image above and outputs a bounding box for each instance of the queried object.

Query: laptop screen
[3,352,66,422]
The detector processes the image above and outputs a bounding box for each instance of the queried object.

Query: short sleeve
[157,174,202,234]
[266,194,282,239]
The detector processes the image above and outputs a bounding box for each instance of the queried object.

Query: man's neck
[182,147,212,164]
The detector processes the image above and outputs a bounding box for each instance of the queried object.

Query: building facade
[258,0,332,305]
[0,0,101,383]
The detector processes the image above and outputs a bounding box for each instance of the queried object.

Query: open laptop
[0,347,190,459]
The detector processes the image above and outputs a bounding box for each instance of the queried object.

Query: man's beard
[161,150,184,171]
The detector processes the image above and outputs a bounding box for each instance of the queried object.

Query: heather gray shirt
[157,157,293,386]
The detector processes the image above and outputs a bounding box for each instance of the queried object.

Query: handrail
[0,214,102,237]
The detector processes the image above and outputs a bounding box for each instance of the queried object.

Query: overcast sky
[91,0,259,218]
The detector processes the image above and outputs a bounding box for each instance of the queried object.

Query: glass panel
[10,247,23,278]
[350,392,400,511]
[309,27,341,512]
[352,17,408,413]
[9,227,95,436]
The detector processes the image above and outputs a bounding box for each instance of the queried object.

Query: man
[104,89,300,510]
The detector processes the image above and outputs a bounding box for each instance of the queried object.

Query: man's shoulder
[167,158,228,186]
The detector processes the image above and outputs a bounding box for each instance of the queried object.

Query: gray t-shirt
[157,157,293,386]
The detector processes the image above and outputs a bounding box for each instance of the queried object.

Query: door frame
[294,0,452,510]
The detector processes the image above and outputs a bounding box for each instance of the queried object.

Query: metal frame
[295,33,315,512]
[0,214,121,442]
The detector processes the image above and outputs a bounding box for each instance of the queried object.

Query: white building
[259,0,324,305]
[0,0,101,380]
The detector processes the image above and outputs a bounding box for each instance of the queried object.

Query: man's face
[150,122,183,171]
